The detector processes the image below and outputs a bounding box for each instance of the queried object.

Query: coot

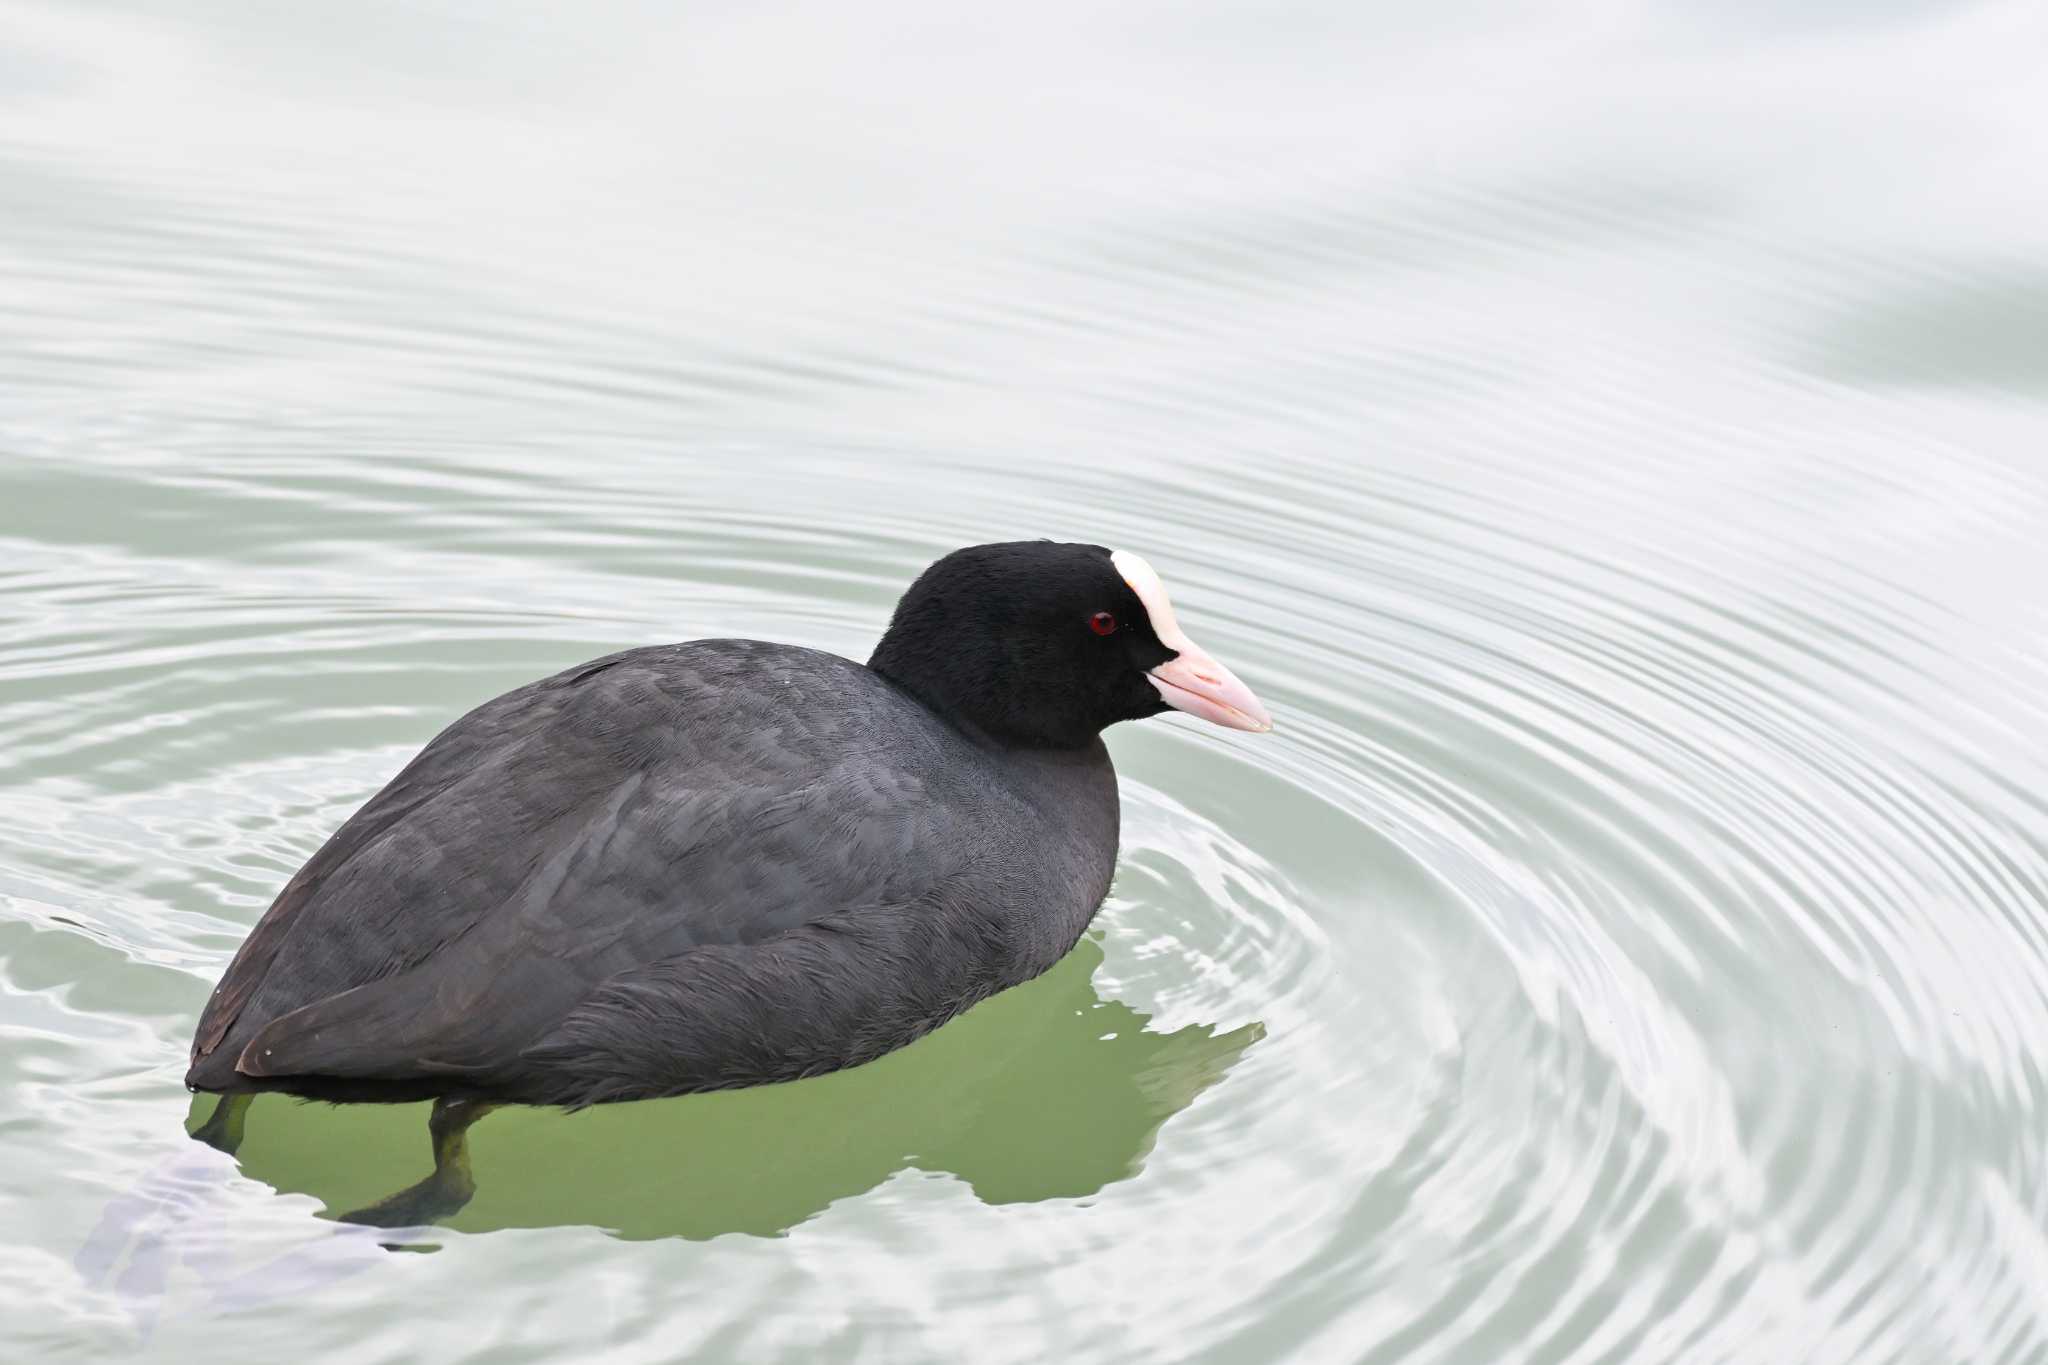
[186,541,1270,1225]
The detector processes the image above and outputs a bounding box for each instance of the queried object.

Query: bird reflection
[198,936,1263,1240]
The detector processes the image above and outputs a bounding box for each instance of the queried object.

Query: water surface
[4,1,2047,1361]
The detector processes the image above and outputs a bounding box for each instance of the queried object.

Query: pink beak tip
[1145,651,1275,735]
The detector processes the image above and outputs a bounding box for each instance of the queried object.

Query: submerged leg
[190,1092,254,1156]
[339,1098,498,1230]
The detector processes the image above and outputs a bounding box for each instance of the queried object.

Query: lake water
[4,1,2047,1361]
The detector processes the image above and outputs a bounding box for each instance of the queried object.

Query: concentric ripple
[5,1,2048,1362]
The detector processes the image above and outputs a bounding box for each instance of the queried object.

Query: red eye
[1088,611,1118,636]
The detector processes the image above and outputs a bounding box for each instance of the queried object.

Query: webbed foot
[336,1098,496,1232]
[190,1092,253,1156]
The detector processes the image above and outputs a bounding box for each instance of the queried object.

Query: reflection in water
[200,936,1263,1240]
[10,0,2048,1357]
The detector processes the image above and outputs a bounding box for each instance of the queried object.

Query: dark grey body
[187,640,1119,1109]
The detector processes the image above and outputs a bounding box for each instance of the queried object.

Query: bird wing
[189,651,605,1069]
[190,642,970,1088]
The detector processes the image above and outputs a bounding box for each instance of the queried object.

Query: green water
[5,1,2048,1361]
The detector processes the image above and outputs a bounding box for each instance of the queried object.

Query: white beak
[1111,549,1274,734]
[1146,646,1274,732]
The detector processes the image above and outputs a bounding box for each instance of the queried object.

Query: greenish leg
[339,1098,499,1230]
[190,1092,253,1156]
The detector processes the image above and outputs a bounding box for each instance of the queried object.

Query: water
[4,1,2047,1360]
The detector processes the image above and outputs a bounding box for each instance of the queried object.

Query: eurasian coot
[186,541,1270,1225]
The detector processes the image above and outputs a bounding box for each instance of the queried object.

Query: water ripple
[6,0,2048,1360]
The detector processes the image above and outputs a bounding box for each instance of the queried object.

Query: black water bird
[186,541,1272,1225]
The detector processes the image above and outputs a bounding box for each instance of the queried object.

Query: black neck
[868,634,1094,751]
